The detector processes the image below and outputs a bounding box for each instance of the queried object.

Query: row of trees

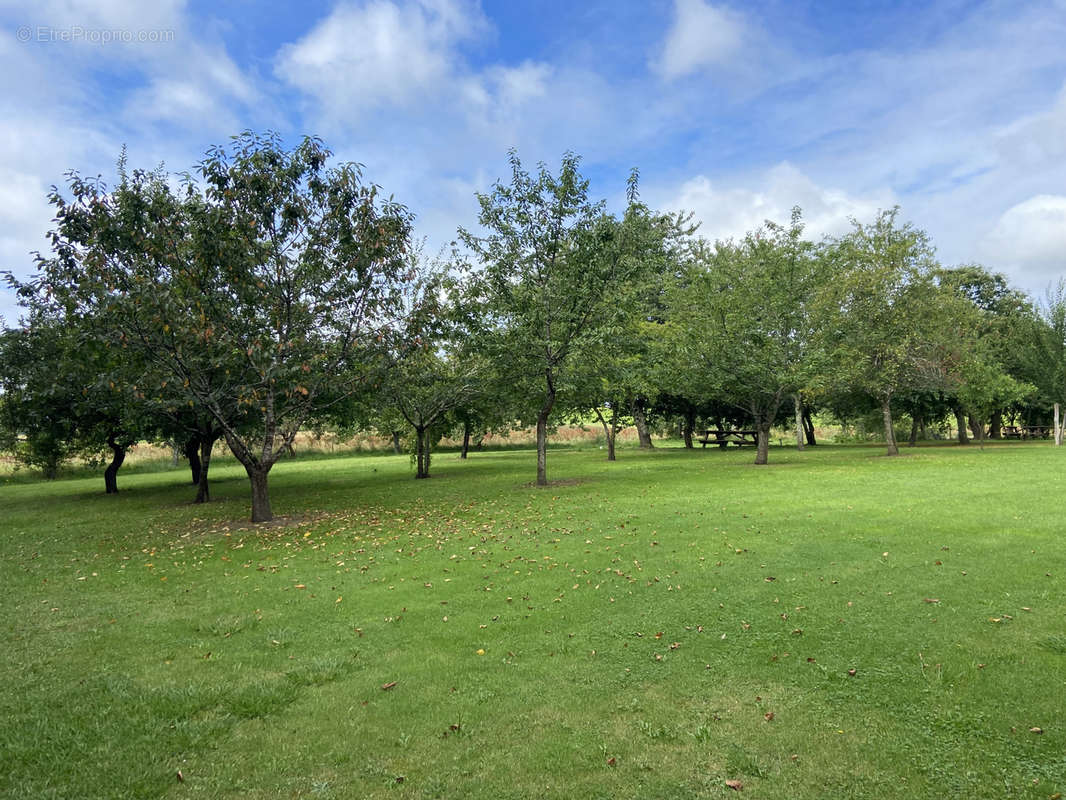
[2,132,1064,521]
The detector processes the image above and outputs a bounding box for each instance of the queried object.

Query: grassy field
[1,441,1064,799]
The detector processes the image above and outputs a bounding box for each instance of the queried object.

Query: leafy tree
[29,132,413,521]
[459,151,648,485]
[817,208,951,456]
[383,347,481,478]
[666,209,820,464]
[936,264,1037,438]
[0,321,80,478]
[0,312,150,490]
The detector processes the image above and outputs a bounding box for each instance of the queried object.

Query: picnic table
[697,429,758,448]
[1002,425,1051,439]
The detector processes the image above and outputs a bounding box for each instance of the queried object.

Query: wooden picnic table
[697,429,758,448]
[1002,425,1050,439]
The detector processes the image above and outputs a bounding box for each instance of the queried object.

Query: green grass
[2,441,1065,799]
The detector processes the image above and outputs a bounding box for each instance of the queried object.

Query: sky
[1,0,1065,322]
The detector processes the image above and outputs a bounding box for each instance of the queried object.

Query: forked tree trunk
[415,425,431,479]
[536,374,556,486]
[224,431,276,522]
[184,437,201,485]
[194,434,216,503]
[104,435,126,494]
[794,394,805,451]
[881,396,899,456]
[632,397,653,448]
[968,413,984,442]
[683,407,695,449]
[595,408,617,461]
[802,407,816,446]
[391,431,402,454]
[460,422,471,459]
[954,407,969,445]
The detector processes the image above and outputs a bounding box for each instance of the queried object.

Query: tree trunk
[194,434,216,503]
[881,396,899,456]
[1056,403,1063,446]
[683,407,695,449]
[989,410,1003,440]
[184,436,202,485]
[802,407,816,446]
[754,420,772,465]
[391,430,402,454]
[415,426,430,479]
[536,374,556,486]
[794,394,805,451]
[104,435,126,494]
[595,408,616,461]
[631,397,653,448]
[968,413,984,441]
[246,465,272,523]
[908,416,919,447]
[460,422,471,459]
[954,407,969,445]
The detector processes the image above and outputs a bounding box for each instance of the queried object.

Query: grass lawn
[1,441,1064,799]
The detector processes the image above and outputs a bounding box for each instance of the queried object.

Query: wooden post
[1056,403,1062,446]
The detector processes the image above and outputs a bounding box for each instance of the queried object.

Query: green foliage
[459,151,652,483]
[25,131,414,519]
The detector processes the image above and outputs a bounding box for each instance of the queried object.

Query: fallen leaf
[764,712,775,721]
[606,757,617,767]
[923,598,940,604]
[726,779,743,790]
[1030,727,1044,734]
[176,770,184,783]
[381,681,397,691]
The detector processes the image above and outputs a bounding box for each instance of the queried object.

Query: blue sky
[2,0,1065,322]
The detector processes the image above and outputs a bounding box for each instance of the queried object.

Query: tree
[0,321,80,479]
[666,209,820,464]
[29,132,413,521]
[936,264,1037,439]
[459,152,648,485]
[817,209,950,456]
[383,347,481,478]
[0,311,151,490]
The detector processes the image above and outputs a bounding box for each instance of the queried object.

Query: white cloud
[652,0,747,80]
[276,0,488,116]
[978,195,1066,284]
[656,162,895,243]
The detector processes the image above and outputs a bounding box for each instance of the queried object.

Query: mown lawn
[1,442,1064,799]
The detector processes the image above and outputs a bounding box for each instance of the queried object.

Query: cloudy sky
[1,0,1065,322]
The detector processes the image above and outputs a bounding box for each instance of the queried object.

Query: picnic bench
[697,429,758,448]
[1002,425,1051,439]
